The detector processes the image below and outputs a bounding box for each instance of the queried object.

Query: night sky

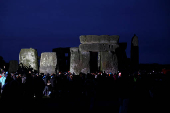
[0,0,170,64]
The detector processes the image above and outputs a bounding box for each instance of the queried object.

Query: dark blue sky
[0,0,170,64]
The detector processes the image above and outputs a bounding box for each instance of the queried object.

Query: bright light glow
[119,72,121,76]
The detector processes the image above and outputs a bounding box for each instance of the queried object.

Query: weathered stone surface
[131,35,138,46]
[79,51,90,74]
[101,51,118,74]
[19,48,38,71]
[98,52,101,71]
[39,52,57,74]
[8,60,18,73]
[70,47,80,75]
[80,35,119,44]
[39,66,56,75]
[79,43,119,52]
[112,53,118,73]
[40,52,57,67]
[78,35,120,73]
[109,35,120,43]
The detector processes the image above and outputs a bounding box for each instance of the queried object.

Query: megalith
[79,51,90,74]
[79,35,119,44]
[19,48,38,71]
[131,34,138,46]
[101,51,118,74]
[70,47,80,75]
[79,35,119,74]
[131,34,139,72]
[39,52,57,74]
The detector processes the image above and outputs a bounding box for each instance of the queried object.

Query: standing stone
[98,52,101,71]
[79,35,120,73]
[70,47,80,75]
[19,48,38,71]
[131,34,139,72]
[79,51,90,74]
[131,34,138,46]
[8,60,18,73]
[39,52,57,74]
[113,53,118,73]
[101,51,118,74]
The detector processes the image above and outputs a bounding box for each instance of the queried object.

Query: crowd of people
[0,67,120,99]
[0,66,169,112]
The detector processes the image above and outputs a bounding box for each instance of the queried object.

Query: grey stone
[101,51,118,74]
[19,48,38,71]
[39,66,56,75]
[8,60,18,73]
[79,51,90,74]
[79,43,119,52]
[109,35,120,43]
[78,35,120,74]
[39,52,57,74]
[131,35,139,72]
[113,53,118,73]
[40,52,57,67]
[99,35,110,43]
[70,47,80,75]
[98,52,101,71]
[131,35,138,46]
[79,35,119,44]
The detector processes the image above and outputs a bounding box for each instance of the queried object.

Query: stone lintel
[79,43,119,52]
[79,35,119,44]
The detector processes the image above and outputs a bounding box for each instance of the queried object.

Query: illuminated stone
[101,51,118,74]
[19,48,38,71]
[70,47,80,75]
[79,35,119,44]
[79,43,119,52]
[77,35,120,74]
[39,52,57,74]
[79,51,90,74]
